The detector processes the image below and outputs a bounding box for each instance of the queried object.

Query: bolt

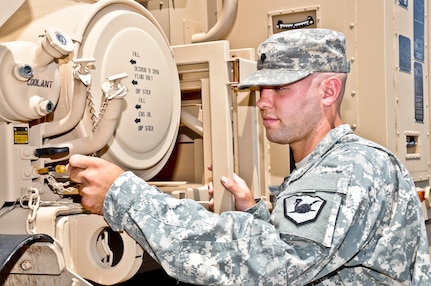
[55,32,68,45]
[20,260,32,271]
[40,100,55,114]
[18,64,33,79]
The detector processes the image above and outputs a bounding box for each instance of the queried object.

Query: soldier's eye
[274,86,289,92]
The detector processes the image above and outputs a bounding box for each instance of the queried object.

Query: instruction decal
[276,16,314,30]
[129,50,161,132]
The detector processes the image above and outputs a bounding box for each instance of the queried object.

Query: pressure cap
[238,28,350,90]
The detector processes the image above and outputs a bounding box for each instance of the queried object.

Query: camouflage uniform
[103,29,430,284]
[103,124,431,285]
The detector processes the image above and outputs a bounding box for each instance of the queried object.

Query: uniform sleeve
[103,172,318,285]
[244,198,271,222]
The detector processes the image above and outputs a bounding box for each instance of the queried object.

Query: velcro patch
[283,195,326,225]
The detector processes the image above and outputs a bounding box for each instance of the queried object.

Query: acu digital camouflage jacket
[104,124,431,285]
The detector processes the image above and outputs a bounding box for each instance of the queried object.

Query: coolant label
[26,78,54,88]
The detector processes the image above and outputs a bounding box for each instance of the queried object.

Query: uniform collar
[275,124,353,193]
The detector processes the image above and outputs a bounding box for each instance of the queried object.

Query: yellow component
[55,165,67,173]
[36,165,67,174]
[36,167,49,174]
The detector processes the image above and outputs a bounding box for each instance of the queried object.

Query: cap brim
[237,68,312,90]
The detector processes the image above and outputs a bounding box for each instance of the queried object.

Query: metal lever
[73,58,95,85]
[34,147,69,158]
[102,73,128,100]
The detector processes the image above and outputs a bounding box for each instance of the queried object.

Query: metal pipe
[191,0,238,43]
[180,109,203,136]
[48,97,123,159]
[42,68,88,138]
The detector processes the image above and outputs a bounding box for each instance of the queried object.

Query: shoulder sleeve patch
[284,195,326,225]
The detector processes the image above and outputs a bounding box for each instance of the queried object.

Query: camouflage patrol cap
[238,28,350,90]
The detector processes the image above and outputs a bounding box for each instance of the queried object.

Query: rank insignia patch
[283,195,326,225]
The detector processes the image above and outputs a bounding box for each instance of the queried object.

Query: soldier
[68,28,431,285]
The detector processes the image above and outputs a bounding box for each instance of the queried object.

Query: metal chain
[92,98,109,133]
[86,86,98,125]
[24,188,41,234]
[45,174,78,195]
[21,184,80,234]
[86,84,113,157]
[86,85,110,133]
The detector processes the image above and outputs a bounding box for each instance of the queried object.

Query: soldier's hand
[207,164,256,211]
[67,154,124,215]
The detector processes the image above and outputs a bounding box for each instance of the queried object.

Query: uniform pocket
[272,168,351,248]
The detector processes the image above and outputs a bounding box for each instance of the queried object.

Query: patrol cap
[238,28,350,90]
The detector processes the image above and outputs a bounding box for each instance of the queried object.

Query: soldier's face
[256,74,323,148]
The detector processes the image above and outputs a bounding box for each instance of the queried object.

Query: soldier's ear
[321,76,342,107]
